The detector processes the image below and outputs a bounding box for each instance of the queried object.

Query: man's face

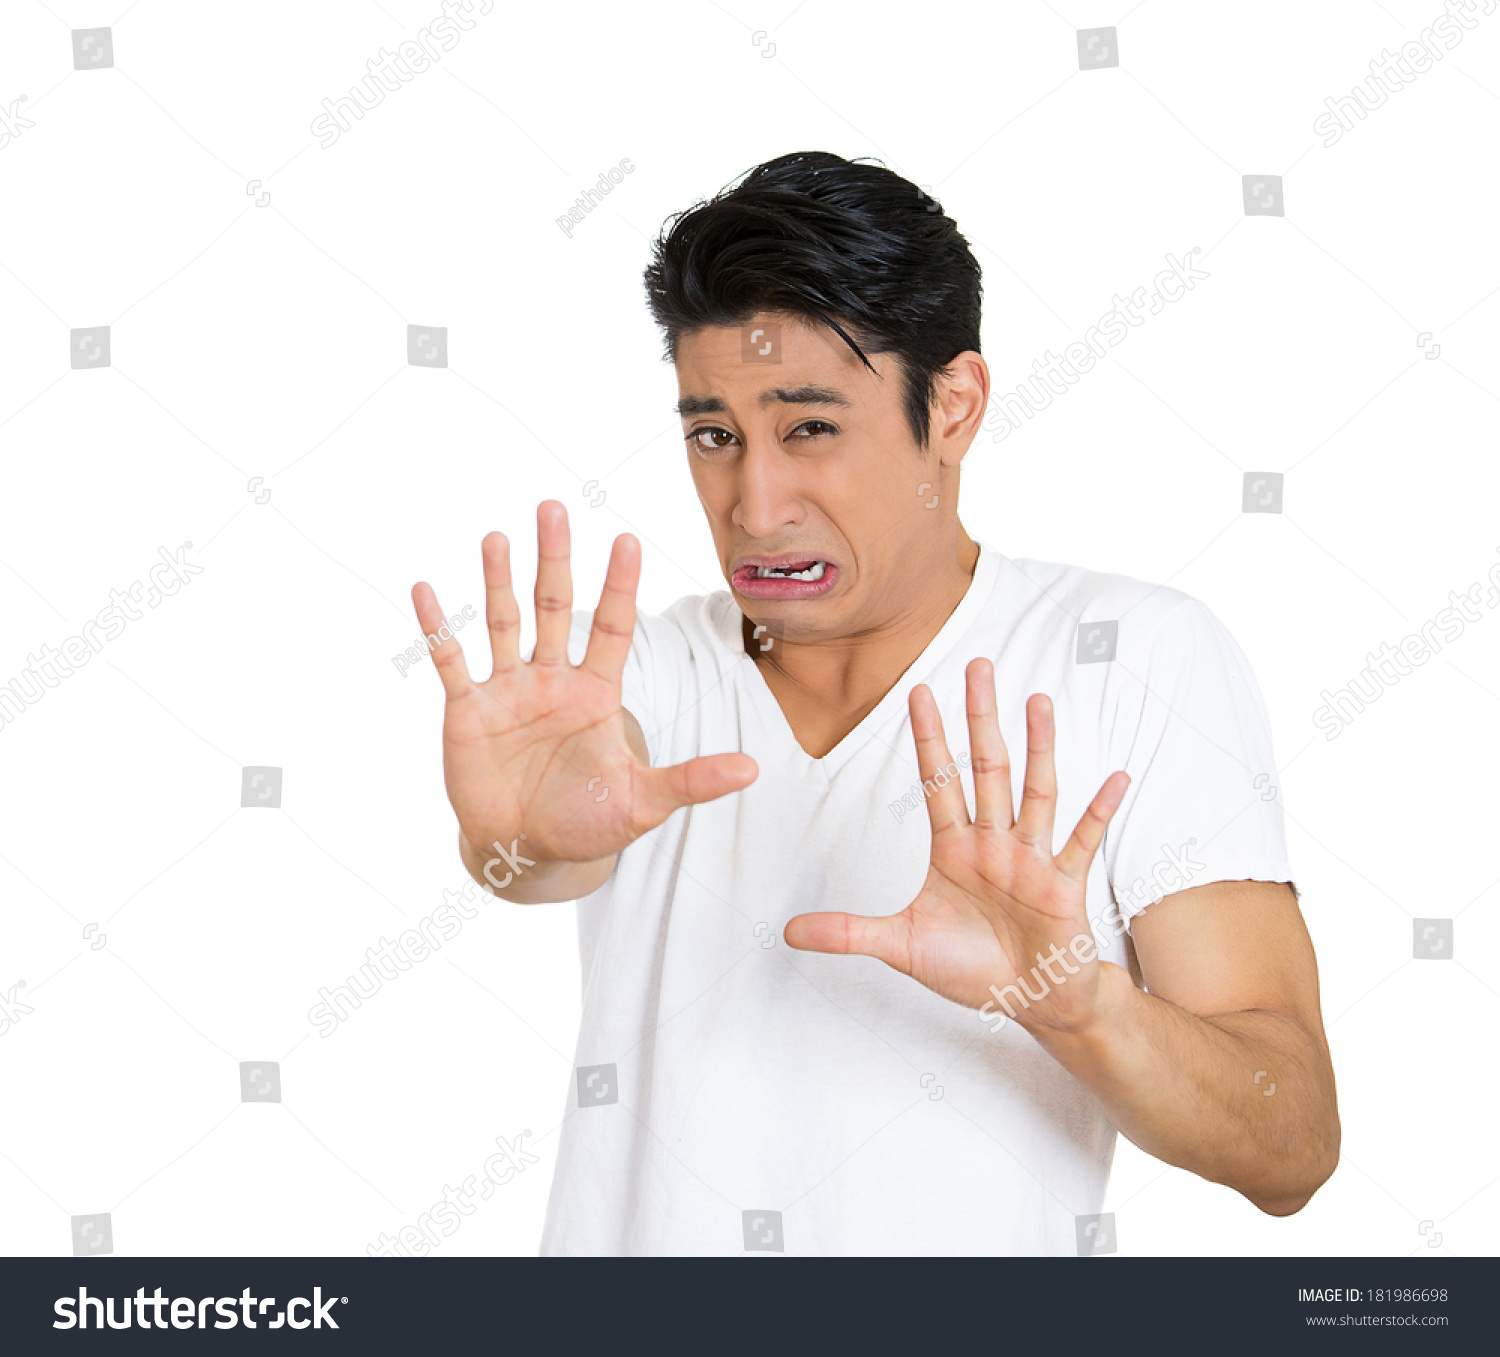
[673,313,964,645]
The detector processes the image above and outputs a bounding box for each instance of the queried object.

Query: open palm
[784,661,1129,1032]
[412,502,756,869]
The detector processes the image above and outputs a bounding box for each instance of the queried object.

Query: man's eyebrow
[674,386,852,416]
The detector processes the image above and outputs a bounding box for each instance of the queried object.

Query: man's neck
[740,527,982,759]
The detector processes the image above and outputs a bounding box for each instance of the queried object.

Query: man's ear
[932,351,990,466]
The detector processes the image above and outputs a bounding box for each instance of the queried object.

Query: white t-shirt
[537,540,1292,1255]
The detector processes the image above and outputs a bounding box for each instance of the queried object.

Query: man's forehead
[674,320,885,415]
[675,316,877,369]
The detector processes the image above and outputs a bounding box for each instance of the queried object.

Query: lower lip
[733,563,840,599]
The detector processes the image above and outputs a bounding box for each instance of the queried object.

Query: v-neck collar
[708,542,1003,780]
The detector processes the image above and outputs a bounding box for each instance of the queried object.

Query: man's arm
[460,707,652,904]
[784,669,1339,1217]
[1029,878,1339,1215]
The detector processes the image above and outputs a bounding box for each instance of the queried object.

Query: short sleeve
[1101,599,1293,926]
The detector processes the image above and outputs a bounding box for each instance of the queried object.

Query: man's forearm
[458,830,616,904]
[1025,962,1339,1214]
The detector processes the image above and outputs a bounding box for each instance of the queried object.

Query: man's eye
[791,420,837,438]
[688,428,738,453]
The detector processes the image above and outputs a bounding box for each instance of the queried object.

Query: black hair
[643,150,983,449]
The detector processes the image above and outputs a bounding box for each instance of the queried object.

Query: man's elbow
[1252,1187,1317,1217]
[1248,1113,1341,1217]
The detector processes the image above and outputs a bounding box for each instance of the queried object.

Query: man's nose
[732,437,803,536]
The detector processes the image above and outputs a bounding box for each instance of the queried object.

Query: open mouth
[732,559,839,598]
[753,561,826,581]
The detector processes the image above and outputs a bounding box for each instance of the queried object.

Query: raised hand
[411,501,757,879]
[784,659,1130,1032]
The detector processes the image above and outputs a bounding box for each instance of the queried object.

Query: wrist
[457,826,617,903]
[1023,959,1138,1061]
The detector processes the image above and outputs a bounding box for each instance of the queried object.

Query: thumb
[633,752,758,829]
[784,910,912,973]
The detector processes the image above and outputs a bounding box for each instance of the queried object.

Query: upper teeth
[757,562,826,581]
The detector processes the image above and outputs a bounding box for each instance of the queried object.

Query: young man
[411,151,1339,1255]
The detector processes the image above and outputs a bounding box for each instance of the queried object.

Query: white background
[1,0,1497,1257]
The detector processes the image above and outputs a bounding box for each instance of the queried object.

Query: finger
[1013,693,1058,849]
[783,908,912,974]
[1055,771,1131,882]
[411,580,473,699]
[910,684,969,834]
[965,658,1013,831]
[581,533,640,684]
[532,500,573,666]
[482,531,521,676]
[632,752,759,830]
